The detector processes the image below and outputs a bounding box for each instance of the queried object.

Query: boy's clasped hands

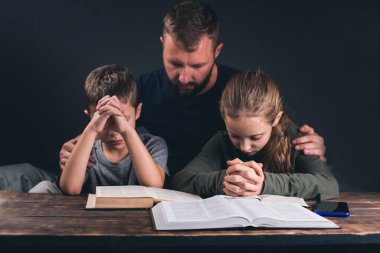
[223,158,264,197]
[87,95,132,135]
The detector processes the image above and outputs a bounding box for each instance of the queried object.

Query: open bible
[151,195,339,230]
[85,185,202,209]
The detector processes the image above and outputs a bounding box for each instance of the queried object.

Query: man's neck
[198,63,218,95]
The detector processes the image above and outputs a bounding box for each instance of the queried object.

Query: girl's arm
[171,133,227,198]
[262,154,339,200]
[260,123,339,200]
[59,126,97,195]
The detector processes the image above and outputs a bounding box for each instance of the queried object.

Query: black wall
[1,0,379,191]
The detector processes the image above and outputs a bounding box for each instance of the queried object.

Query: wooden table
[0,192,379,253]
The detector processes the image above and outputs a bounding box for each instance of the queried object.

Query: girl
[172,70,338,200]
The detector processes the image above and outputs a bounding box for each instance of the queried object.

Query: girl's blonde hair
[220,70,292,173]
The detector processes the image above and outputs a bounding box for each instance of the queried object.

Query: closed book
[85,185,201,209]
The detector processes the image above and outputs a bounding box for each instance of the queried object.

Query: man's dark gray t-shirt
[137,64,239,177]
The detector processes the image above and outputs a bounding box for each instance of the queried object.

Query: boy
[30,64,168,194]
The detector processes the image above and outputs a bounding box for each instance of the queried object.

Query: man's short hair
[163,0,219,52]
[84,64,137,107]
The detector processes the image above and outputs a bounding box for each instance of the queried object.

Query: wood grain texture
[1,191,380,250]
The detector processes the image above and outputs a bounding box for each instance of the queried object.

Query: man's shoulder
[216,64,240,79]
[136,68,170,102]
[137,68,166,88]
[214,64,240,90]
[217,64,239,74]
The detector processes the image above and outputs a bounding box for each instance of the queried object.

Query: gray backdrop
[1,0,379,191]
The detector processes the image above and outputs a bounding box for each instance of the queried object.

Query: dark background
[0,0,379,191]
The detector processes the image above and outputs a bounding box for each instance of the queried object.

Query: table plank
[1,191,380,250]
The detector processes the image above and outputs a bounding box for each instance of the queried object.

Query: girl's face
[224,113,281,156]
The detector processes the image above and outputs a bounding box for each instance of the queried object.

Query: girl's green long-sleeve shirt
[172,124,339,200]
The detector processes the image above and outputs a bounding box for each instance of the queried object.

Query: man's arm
[294,124,327,162]
[60,136,78,171]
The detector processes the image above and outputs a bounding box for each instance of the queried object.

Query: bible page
[96,185,150,198]
[259,194,308,207]
[162,195,251,222]
[147,187,202,202]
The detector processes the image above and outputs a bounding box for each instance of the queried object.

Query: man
[1,1,326,191]
[62,1,325,186]
[138,1,325,176]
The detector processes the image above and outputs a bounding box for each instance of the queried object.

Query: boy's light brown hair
[84,64,137,108]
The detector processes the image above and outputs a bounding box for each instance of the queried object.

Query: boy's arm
[59,126,97,195]
[60,98,112,195]
[121,128,165,188]
[106,95,165,188]
[59,135,96,172]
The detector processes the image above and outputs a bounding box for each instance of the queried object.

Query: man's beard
[167,63,214,97]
